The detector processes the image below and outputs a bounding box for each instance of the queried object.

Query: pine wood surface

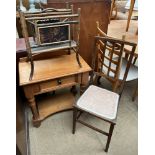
[19,52,91,127]
[19,52,91,86]
[107,20,138,57]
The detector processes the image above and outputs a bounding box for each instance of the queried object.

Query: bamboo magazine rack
[19,3,82,80]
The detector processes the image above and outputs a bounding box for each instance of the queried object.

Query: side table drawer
[39,75,76,93]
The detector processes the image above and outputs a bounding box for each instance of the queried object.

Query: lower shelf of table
[36,90,76,121]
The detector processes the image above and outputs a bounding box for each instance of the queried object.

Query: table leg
[27,97,41,127]
[23,86,41,127]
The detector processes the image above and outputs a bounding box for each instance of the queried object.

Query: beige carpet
[28,80,138,155]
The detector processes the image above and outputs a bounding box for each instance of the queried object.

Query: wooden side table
[19,53,91,127]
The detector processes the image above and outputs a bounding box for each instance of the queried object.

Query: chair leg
[72,107,78,134]
[105,123,115,152]
[132,85,138,101]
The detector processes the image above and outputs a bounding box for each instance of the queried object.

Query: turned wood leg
[105,123,115,152]
[72,107,78,134]
[28,97,41,127]
[23,85,41,127]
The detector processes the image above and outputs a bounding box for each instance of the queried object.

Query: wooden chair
[125,0,138,31]
[109,0,138,26]
[132,83,138,101]
[109,0,117,22]
[109,0,129,21]
[72,36,137,152]
[96,22,138,93]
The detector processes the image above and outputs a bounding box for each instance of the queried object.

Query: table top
[108,20,138,38]
[107,20,138,57]
[19,53,91,86]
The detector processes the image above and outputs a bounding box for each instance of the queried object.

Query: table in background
[19,53,91,127]
[107,20,138,58]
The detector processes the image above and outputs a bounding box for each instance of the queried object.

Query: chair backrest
[91,36,137,95]
[109,0,117,22]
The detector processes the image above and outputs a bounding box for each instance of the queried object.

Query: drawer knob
[57,79,62,85]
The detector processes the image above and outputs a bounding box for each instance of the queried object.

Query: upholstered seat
[103,57,138,81]
[76,85,119,120]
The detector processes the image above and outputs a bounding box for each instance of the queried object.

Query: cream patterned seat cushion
[76,85,119,120]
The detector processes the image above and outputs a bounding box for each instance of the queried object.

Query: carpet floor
[28,79,138,155]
